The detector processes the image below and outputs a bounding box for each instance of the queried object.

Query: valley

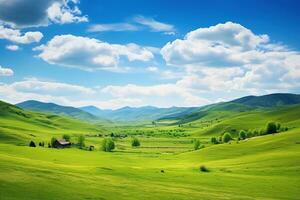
[1,94,300,199]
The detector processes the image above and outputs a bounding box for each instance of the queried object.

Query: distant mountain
[79,106,111,116]
[16,100,99,122]
[80,105,198,122]
[231,93,300,107]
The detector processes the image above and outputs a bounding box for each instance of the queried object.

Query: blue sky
[0,0,300,109]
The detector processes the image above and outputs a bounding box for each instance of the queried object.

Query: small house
[53,139,71,148]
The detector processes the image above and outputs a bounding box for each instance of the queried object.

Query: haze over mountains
[15,93,300,123]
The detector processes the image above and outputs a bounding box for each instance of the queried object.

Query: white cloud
[10,77,95,96]
[146,66,159,72]
[34,34,154,71]
[161,22,300,95]
[101,83,210,107]
[88,23,139,32]
[161,22,269,67]
[133,15,176,34]
[0,65,13,76]
[88,16,176,34]
[5,45,20,51]
[0,0,87,28]
[47,1,88,24]
[0,25,43,44]
[0,77,95,105]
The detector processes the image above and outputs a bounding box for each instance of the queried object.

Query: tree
[211,137,218,144]
[222,132,232,143]
[131,137,141,147]
[62,134,71,142]
[194,140,201,150]
[102,138,115,152]
[78,135,85,149]
[239,130,247,140]
[29,141,36,147]
[266,122,277,134]
[51,137,57,147]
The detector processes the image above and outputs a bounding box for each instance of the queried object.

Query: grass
[0,101,300,199]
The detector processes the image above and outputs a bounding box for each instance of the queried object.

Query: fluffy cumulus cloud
[161,22,300,95]
[0,25,43,44]
[34,34,154,71]
[0,65,14,76]
[0,0,87,28]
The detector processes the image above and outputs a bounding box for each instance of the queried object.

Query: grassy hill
[232,93,300,107]
[1,96,300,199]
[0,128,299,199]
[0,100,105,145]
[17,100,100,122]
[159,93,300,125]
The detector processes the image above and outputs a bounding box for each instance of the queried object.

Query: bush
[222,132,232,143]
[29,141,36,147]
[78,135,85,149]
[199,165,209,172]
[194,140,201,150]
[131,137,141,147]
[239,130,247,140]
[266,122,277,134]
[276,123,281,131]
[50,137,57,147]
[211,137,218,144]
[102,138,115,152]
[62,134,71,142]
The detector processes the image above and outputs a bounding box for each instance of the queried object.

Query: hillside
[17,100,100,122]
[160,93,300,125]
[0,101,105,145]
[231,93,300,107]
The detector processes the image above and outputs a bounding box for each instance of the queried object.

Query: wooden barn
[53,139,71,148]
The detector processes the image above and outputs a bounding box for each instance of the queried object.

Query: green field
[1,101,300,199]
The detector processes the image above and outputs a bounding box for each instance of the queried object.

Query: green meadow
[1,101,300,199]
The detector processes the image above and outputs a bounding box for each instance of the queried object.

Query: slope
[17,100,100,122]
[0,100,105,145]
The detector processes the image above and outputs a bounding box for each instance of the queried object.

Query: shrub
[246,131,253,138]
[29,141,36,147]
[131,137,141,147]
[50,137,57,147]
[239,130,247,140]
[222,132,232,143]
[62,134,71,142]
[199,165,209,172]
[102,138,115,152]
[211,137,218,144]
[266,122,277,134]
[276,123,281,131]
[78,135,85,149]
[194,140,201,150]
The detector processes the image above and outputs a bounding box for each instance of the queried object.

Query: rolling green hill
[17,100,100,122]
[0,100,105,145]
[1,95,300,199]
[160,93,300,125]
[231,93,300,107]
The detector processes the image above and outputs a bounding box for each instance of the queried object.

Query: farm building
[53,139,71,148]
